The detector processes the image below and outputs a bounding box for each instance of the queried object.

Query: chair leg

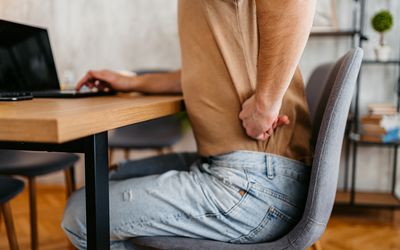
[28,177,38,250]
[124,149,130,160]
[1,203,20,250]
[109,148,114,166]
[64,167,76,199]
[64,168,78,250]
[311,240,323,250]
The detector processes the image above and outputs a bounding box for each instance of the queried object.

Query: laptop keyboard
[0,92,32,97]
[0,92,33,101]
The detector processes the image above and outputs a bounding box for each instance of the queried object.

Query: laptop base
[32,90,116,98]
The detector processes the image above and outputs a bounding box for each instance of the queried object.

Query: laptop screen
[0,20,60,92]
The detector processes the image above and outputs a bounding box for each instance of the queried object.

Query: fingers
[277,115,290,125]
[75,70,115,91]
[93,80,112,92]
[250,115,290,141]
[75,72,94,91]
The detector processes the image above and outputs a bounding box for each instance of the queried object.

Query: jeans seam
[112,213,188,233]
[195,168,251,218]
[251,185,300,209]
[231,205,295,243]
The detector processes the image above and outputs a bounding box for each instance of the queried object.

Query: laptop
[0,19,115,99]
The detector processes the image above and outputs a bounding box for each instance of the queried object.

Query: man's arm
[239,0,316,140]
[76,70,182,94]
[133,70,182,94]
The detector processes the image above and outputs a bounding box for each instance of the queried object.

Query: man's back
[179,0,313,165]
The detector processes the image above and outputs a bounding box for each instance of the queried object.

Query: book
[362,124,399,135]
[369,110,397,115]
[368,103,396,109]
[361,131,399,143]
[367,103,396,115]
[361,114,382,124]
[361,114,400,130]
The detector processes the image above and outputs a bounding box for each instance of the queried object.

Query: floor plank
[1,185,399,250]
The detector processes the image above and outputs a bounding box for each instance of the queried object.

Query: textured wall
[0,0,180,83]
[1,0,400,194]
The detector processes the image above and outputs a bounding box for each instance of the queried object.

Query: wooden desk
[0,93,183,250]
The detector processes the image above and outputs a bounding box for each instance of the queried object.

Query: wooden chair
[0,176,24,250]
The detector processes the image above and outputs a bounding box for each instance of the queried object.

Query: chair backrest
[293,48,363,248]
[264,48,363,249]
[305,63,335,148]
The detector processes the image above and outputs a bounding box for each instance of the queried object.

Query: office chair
[131,48,363,249]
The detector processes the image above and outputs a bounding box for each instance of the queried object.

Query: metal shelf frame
[310,0,400,208]
[349,0,400,208]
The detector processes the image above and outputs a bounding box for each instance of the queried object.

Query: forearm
[255,0,316,108]
[132,70,182,94]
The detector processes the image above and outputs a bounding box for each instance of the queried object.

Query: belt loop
[266,155,275,180]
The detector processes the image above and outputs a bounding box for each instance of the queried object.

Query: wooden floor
[1,185,400,250]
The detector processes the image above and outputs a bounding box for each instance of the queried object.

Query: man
[62,0,316,249]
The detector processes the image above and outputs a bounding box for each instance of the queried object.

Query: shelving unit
[349,0,400,209]
[310,30,359,37]
[310,0,400,208]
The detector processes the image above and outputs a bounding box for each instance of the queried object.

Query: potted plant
[371,10,393,61]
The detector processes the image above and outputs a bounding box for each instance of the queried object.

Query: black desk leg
[84,132,110,250]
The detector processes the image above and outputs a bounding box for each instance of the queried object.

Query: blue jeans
[62,150,310,249]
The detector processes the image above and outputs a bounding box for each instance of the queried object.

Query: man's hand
[75,69,136,93]
[239,95,290,141]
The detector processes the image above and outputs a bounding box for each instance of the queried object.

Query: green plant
[371,10,393,46]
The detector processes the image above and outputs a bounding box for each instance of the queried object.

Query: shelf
[310,30,359,37]
[349,132,400,146]
[363,60,400,65]
[335,191,400,208]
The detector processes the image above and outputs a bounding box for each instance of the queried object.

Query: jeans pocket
[198,175,252,217]
[231,205,296,244]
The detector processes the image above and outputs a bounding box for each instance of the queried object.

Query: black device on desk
[0,19,115,98]
[0,92,33,101]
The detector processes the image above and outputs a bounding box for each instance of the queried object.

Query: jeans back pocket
[231,205,296,244]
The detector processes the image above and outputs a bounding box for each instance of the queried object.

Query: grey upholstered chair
[131,48,364,250]
[305,63,335,126]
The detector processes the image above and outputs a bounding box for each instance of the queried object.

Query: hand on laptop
[76,70,136,93]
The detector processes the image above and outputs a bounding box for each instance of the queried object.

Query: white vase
[374,45,391,62]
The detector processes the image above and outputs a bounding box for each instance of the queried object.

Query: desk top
[0,94,183,143]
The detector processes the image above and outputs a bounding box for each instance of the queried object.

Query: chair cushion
[0,176,24,204]
[131,236,263,250]
[0,150,79,177]
[108,116,182,149]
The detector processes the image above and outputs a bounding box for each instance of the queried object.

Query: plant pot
[374,45,391,62]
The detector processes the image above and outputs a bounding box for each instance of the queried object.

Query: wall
[0,0,180,84]
[1,0,399,195]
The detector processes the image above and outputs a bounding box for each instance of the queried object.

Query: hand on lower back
[239,95,290,141]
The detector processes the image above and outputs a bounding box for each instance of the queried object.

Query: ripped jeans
[61,150,310,250]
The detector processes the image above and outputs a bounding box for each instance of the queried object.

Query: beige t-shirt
[178,0,313,165]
